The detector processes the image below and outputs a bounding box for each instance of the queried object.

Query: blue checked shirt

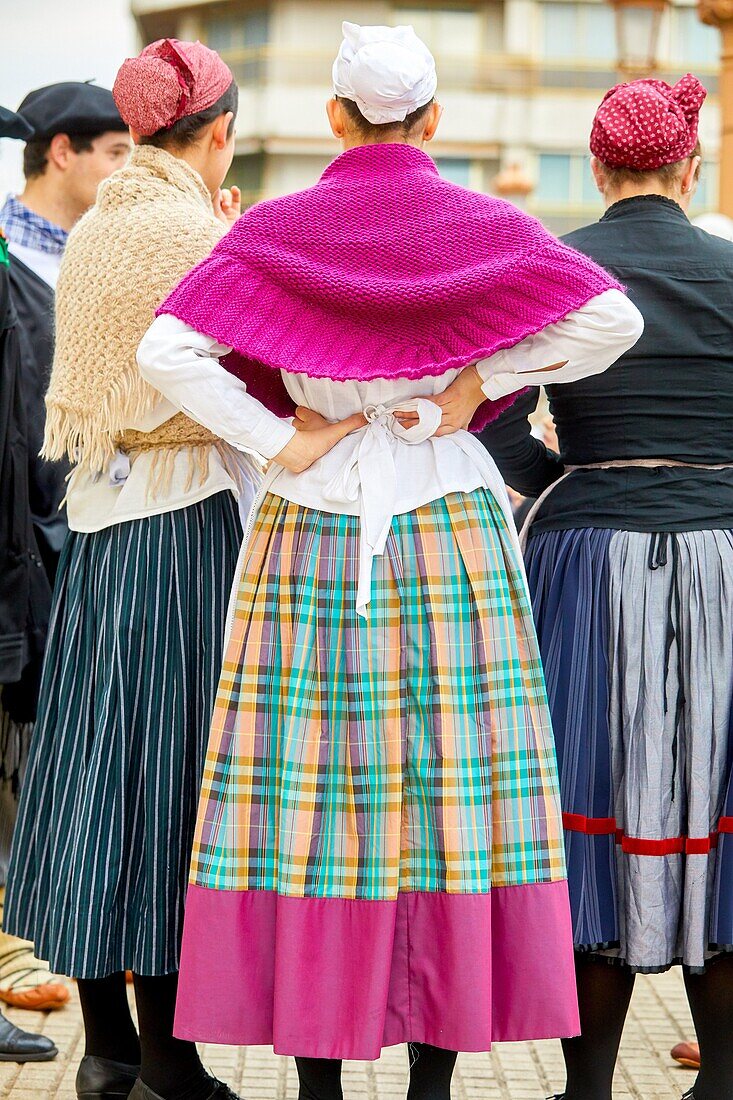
[0,194,67,255]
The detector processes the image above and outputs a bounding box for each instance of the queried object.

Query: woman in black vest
[481,74,733,1100]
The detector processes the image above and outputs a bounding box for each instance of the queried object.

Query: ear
[47,132,74,172]
[590,156,605,194]
[681,155,701,196]
[421,102,443,144]
[327,96,346,139]
[211,111,234,150]
[129,127,143,147]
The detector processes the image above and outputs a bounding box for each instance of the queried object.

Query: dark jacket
[480,195,733,533]
[9,255,69,581]
[0,257,51,722]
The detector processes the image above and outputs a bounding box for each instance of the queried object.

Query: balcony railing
[217,45,719,94]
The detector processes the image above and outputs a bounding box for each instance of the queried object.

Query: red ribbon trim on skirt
[562,812,733,855]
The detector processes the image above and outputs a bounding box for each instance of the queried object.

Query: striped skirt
[175,490,579,1059]
[526,526,733,973]
[3,493,242,978]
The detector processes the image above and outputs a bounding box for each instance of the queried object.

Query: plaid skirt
[176,490,579,1058]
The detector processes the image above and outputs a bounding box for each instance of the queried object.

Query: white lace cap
[332,21,437,125]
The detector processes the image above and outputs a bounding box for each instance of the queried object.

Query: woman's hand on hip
[274,411,366,473]
[293,406,331,431]
[393,365,486,436]
[430,365,485,435]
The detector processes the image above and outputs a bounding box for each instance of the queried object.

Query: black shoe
[0,1011,57,1062]
[682,1091,695,1099]
[76,1054,140,1098]
[129,1077,242,1100]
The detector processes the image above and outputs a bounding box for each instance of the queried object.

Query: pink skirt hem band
[175,881,580,1060]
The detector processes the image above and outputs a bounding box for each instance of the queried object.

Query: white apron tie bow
[323,398,443,616]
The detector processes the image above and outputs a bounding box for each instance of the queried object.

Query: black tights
[684,955,733,1100]
[295,1044,458,1100]
[561,956,635,1100]
[77,973,140,1065]
[77,972,212,1099]
[561,953,733,1100]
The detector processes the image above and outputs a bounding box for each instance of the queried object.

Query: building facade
[131,0,721,232]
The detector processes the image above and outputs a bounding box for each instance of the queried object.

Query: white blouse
[64,399,262,535]
[137,288,643,614]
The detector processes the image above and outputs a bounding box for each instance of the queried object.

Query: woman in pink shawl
[138,21,643,1100]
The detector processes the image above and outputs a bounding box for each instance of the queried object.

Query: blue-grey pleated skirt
[3,493,242,979]
[525,526,733,973]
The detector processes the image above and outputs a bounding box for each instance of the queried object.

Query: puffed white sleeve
[476,288,644,400]
[136,314,296,460]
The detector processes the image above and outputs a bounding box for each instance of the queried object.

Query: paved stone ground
[0,969,696,1099]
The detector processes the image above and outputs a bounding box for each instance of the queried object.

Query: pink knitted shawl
[159,143,622,430]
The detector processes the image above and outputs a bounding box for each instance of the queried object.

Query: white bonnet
[332,21,437,126]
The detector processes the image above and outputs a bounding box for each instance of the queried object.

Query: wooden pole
[699,0,733,216]
[720,19,733,214]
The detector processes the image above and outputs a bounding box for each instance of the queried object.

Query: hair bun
[113,55,184,136]
[672,73,707,122]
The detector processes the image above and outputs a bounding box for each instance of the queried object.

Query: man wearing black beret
[0,106,33,141]
[0,81,130,568]
[0,85,129,1025]
[0,106,59,1065]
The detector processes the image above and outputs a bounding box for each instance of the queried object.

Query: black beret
[17,81,127,140]
[0,106,34,141]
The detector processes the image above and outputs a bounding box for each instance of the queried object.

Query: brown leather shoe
[0,980,69,1011]
[671,1041,700,1070]
[0,940,70,1011]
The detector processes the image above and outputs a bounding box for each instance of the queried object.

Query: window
[436,157,472,187]
[581,157,600,205]
[672,7,719,66]
[536,153,602,208]
[482,159,502,193]
[227,152,265,207]
[205,10,270,82]
[543,2,616,61]
[393,6,483,55]
[207,11,269,51]
[537,153,718,215]
[434,158,500,193]
[692,162,719,211]
[536,154,572,203]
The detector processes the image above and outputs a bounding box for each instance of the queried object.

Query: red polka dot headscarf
[590,73,707,170]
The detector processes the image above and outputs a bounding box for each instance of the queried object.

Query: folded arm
[137,315,363,473]
[395,289,644,437]
[473,290,644,496]
[476,288,644,399]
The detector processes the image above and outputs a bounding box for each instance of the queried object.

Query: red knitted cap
[590,73,706,170]
[113,39,233,137]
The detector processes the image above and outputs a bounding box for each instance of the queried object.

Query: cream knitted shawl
[43,144,229,481]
